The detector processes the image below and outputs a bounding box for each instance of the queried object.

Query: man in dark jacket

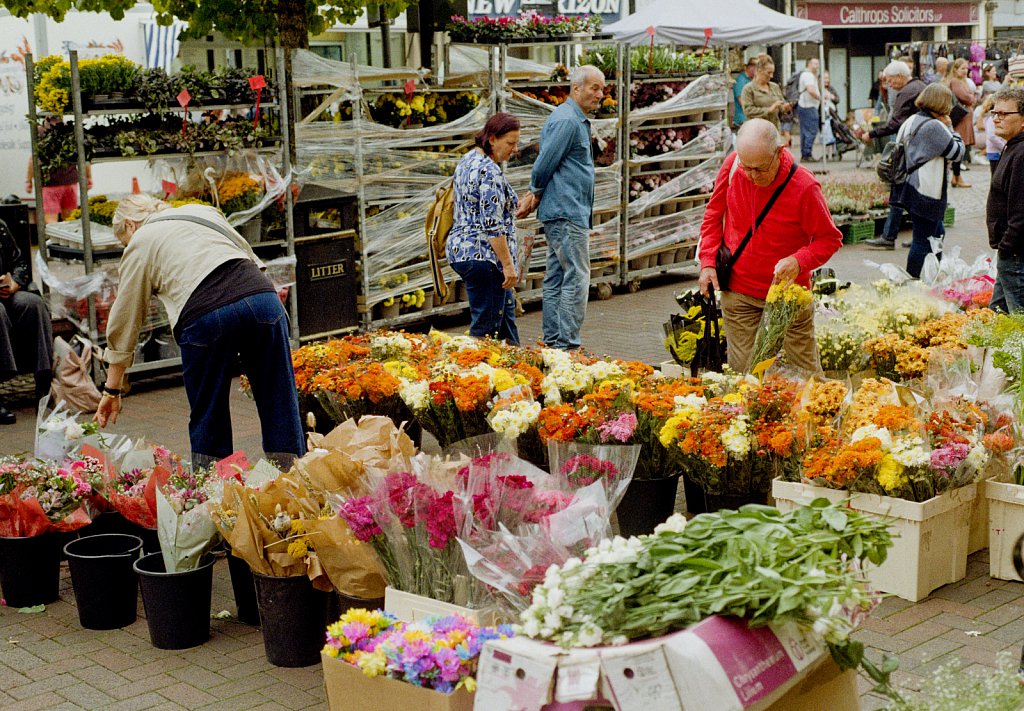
[863,60,928,250]
[0,218,53,424]
[988,88,1024,312]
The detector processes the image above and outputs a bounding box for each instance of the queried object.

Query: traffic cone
[131,177,140,194]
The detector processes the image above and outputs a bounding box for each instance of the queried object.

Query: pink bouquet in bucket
[547,441,641,511]
[0,455,101,536]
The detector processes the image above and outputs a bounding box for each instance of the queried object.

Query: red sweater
[698,149,842,301]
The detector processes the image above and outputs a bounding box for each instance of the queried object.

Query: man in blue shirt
[517,64,605,350]
[733,58,756,126]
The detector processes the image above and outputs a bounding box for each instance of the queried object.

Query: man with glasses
[698,119,842,373]
[987,88,1024,312]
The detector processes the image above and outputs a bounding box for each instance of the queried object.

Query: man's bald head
[736,119,785,186]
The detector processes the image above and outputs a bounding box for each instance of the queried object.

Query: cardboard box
[473,616,858,711]
[321,652,474,711]
[384,587,502,625]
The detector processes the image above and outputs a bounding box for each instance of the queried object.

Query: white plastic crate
[773,479,975,602]
[986,480,1024,581]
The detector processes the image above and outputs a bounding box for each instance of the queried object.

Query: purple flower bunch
[929,442,970,475]
[560,453,620,487]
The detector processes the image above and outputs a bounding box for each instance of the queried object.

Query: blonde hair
[754,53,774,72]
[944,58,969,85]
[112,194,170,241]
[915,83,954,116]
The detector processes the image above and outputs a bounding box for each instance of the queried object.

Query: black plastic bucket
[682,473,708,515]
[136,527,160,555]
[226,553,260,626]
[253,572,329,667]
[616,473,681,538]
[703,491,768,513]
[134,552,214,649]
[65,534,143,630]
[326,592,386,624]
[82,511,136,537]
[0,534,62,607]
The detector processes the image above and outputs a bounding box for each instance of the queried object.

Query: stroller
[825,108,859,161]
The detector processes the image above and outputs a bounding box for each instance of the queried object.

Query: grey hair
[570,64,603,88]
[112,193,170,240]
[994,88,1024,115]
[882,60,911,79]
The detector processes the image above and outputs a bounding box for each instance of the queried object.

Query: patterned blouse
[445,150,519,268]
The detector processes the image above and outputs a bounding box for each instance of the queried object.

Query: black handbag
[715,163,797,291]
[950,100,969,127]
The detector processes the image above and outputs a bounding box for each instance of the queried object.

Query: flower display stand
[321,652,474,711]
[772,479,975,602]
[985,480,1024,581]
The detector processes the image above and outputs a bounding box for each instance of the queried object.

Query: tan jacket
[103,204,262,367]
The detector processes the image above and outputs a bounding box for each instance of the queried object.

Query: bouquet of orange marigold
[749,283,813,371]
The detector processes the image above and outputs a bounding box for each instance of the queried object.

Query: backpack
[876,117,930,185]
[425,178,455,303]
[783,72,802,105]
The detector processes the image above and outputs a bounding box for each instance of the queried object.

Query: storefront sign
[795,2,979,27]
[468,0,622,23]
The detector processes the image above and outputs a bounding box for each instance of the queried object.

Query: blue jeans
[797,105,819,159]
[905,214,943,279]
[882,205,904,241]
[177,291,305,467]
[992,255,1024,313]
[451,260,519,344]
[542,219,590,349]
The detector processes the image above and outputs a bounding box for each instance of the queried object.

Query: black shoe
[901,240,912,248]
[864,237,895,250]
[0,404,15,425]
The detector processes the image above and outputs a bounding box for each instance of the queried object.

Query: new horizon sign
[468,0,623,22]
[795,1,979,27]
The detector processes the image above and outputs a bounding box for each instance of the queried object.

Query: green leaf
[17,604,45,614]
[820,506,848,532]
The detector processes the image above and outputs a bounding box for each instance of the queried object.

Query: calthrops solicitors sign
[795,1,979,27]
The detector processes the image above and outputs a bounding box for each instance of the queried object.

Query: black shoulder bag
[715,162,797,291]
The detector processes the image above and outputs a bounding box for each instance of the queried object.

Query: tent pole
[819,42,826,167]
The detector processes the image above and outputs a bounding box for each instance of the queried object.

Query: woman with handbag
[445,112,522,344]
[945,58,976,187]
[890,83,965,279]
[95,194,305,469]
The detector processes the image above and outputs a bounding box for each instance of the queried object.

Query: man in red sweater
[698,119,842,373]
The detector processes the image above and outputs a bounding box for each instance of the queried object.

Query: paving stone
[256,681,323,709]
[106,674,178,701]
[966,587,1022,612]
[6,672,80,701]
[167,665,228,689]
[206,674,279,698]
[851,628,916,654]
[929,612,995,634]
[201,690,276,711]
[155,681,217,707]
[891,620,949,646]
[899,637,967,672]
[104,692,174,711]
[974,602,1024,626]
[985,618,1024,644]
[121,657,192,683]
[56,681,117,708]
[3,692,68,711]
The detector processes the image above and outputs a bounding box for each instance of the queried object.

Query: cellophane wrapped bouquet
[0,454,102,536]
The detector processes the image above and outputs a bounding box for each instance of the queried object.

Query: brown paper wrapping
[305,516,386,598]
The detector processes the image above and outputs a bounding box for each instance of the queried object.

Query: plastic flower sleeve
[156,471,222,572]
[547,442,640,511]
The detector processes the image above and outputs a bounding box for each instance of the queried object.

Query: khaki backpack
[425,178,455,303]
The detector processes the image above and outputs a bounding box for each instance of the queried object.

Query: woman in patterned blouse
[446,112,522,344]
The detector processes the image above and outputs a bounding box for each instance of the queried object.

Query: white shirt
[798,70,820,109]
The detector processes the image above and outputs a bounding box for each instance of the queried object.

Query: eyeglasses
[740,148,781,174]
[991,111,1021,120]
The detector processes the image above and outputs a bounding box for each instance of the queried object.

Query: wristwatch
[101,385,123,397]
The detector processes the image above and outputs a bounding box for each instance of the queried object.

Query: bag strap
[900,117,933,177]
[726,161,798,273]
[147,213,252,254]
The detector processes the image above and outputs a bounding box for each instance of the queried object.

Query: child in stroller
[824,108,859,160]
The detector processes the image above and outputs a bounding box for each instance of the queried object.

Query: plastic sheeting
[294,58,728,308]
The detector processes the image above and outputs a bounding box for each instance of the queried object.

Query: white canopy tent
[606,0,830,161]
[604,0,822,47]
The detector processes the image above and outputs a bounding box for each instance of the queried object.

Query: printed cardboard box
[473,616,860,711]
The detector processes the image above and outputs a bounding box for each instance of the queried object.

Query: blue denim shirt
[529,98,594,228]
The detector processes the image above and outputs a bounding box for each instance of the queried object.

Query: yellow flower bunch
[36,62,71,114]
[876,454,908,493]
[765,282,812,306]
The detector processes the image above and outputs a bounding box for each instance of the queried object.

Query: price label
[248,74,266,90]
